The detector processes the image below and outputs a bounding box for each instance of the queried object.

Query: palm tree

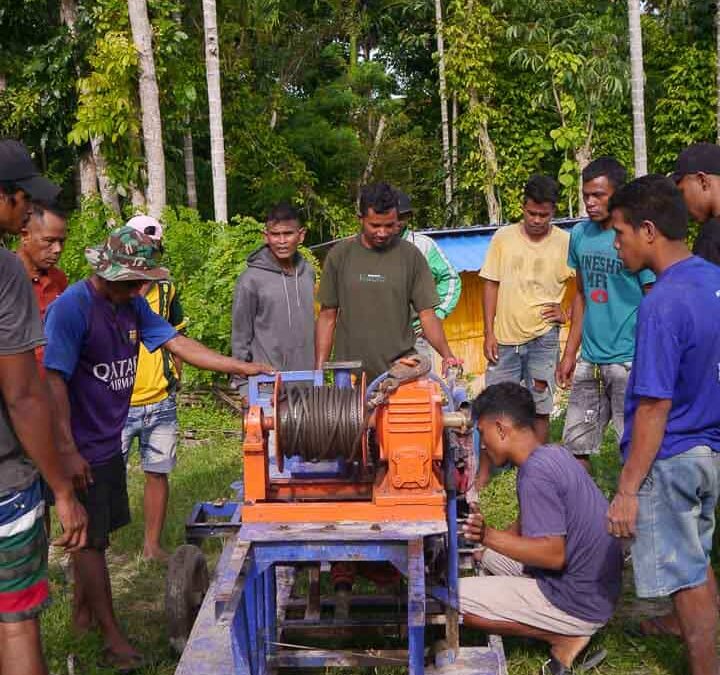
[128,0,166,218]
[628,0,648,176]
[434,0,453,215]
[202,0,228,222]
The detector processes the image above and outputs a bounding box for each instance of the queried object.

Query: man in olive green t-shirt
[316,182,460,382]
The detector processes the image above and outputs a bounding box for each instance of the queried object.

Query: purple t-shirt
[519,445,623,624]
[622,256,720,460]
[44,280,177,466]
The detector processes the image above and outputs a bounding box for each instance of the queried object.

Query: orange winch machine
[241,364,469,523]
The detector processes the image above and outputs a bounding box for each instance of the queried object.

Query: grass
[40,400,694,674]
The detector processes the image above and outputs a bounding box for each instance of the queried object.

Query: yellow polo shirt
[131,281,187,406]
[480,223,574,345]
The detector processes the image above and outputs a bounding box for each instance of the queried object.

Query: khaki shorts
[459,549,603,637]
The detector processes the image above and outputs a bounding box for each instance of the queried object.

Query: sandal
[540,648,608,674]
[98,647,146,674]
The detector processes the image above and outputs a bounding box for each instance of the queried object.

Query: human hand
[483,334,499,364]
[555,355,576,389]
[62,451,93,492]
[52,492,88,552]
[441,356,463,377]
[607,492,639,539]
[240,362,274,376]
[541,303,566,324]
[462,507,487,544]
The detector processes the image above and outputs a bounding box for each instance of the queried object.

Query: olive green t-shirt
[318,236,439,381]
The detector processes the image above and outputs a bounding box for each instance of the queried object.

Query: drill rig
[170,364,507,675]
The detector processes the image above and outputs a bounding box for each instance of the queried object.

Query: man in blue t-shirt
[461,383,622,675]
[44,226,272,671]
[557,157,654,471]
[608,175,720,675]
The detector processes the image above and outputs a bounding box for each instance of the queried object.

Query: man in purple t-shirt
[608,176,720,675]
[460,382,622,675]
[44,226,272,671]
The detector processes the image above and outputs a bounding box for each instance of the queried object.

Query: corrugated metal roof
[432,232,492,273]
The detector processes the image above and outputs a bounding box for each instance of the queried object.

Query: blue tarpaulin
[431,232,492,273]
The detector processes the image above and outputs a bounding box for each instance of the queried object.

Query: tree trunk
[60,0,77,32]
[360,115,387,188]
[434,0,453,215]
[575,144,592,218]
[717,0,720,143]
[184,121,198,209]
[451,92,459,219]
[202,0,228,222]
[470,90,501,224]
[128,0,166,219]
[628,0,648,176]
[91,137,121,217]
[78,149,98,201]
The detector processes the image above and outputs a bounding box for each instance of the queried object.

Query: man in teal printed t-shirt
[556,158,655,471]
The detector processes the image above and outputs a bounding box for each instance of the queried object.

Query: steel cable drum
[274,378,366,473]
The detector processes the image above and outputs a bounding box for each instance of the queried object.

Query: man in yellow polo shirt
[121,216,186,561]
[480,175,574,448]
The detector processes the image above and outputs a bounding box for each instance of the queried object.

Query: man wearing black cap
[673,142,720,266]
[0,139,87,675]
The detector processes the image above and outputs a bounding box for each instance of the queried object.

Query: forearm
[419,310,453,359]
[9,374,73,497]
[165,335,253,376]
[46,372,78,456]
[618,398,672,493]
[482,280,498,336]
[483,528,565,571]
[561,291,585,361]
[315,310,337,369]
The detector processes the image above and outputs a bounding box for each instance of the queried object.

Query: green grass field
[40,400,695,674]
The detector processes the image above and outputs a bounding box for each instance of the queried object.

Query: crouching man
[460,383,623,675]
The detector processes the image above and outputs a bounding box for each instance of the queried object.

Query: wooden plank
[239,521,446,542]
[270,648,414,668]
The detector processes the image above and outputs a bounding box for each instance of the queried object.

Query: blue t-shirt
[519,445,623,624]
[568,220,655,364]
[44,280,177,465]
[621,256,720,461]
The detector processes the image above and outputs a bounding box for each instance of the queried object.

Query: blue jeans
[485,327,559,415]
[121,395,178,474]
[631,446,720,598]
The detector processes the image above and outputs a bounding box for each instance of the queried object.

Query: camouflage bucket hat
[85,225,169,282]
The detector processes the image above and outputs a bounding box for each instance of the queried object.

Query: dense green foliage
[2,0,718,235]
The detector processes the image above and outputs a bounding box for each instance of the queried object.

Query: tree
[128,0,165,217]
[202,0,227,222]
[628,0,648,176]
[717,0,720,143]
[434,0,453,216]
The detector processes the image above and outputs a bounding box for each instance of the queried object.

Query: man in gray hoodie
[232,203,315,397]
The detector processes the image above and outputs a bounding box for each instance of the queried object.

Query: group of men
[2,132,720,675]
[462,145,720,675]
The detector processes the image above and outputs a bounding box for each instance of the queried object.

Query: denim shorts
[563,359,631,456]
[631,446,720,598]
[121,395,178,474]
[485,327,559,415]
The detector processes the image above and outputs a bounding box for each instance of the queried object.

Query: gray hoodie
[231,245,315,391]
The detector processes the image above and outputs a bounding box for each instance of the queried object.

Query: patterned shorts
[0,480,49,622]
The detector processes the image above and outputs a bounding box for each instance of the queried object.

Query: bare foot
[101,645,145,672]
[142,545,170,563]
[549,635,590,668]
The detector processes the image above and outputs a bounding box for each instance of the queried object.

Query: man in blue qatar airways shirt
[608,175,720,675]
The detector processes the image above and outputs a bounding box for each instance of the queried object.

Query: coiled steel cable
[277,385,365,463]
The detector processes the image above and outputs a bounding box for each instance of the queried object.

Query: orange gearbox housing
[241,377,447,523]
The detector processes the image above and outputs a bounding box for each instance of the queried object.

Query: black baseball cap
[0,140,61,202]
[396,189,412,216]
[671,142,720,183]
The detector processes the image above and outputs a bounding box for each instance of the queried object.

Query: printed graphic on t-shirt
[360,273,385,283]
[581,252,626,303]
[92,356,138,392]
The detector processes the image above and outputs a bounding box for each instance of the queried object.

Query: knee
[532,378,548,393]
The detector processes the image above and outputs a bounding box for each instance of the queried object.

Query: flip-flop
[624,616,682,639]
[540,648,608,674]
[98,647,146,674]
